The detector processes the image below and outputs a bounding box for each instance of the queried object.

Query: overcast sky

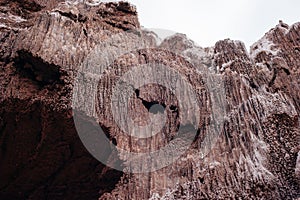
[122,0,300,48]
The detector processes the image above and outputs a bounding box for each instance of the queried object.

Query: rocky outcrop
[0,0,299,200]
[98,26,300,200]
[0,0,137,199]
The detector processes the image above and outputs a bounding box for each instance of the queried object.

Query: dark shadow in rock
[14,50,62,86]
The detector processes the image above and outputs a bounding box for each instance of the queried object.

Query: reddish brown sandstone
[0,1,299,199]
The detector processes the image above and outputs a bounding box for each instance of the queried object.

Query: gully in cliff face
[0,1,299,200]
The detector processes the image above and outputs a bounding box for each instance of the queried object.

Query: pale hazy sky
[123,0,300,48]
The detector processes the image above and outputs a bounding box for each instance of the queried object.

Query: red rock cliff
[0,1,299,199]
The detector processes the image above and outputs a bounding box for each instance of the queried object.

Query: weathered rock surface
[0,1,299,200]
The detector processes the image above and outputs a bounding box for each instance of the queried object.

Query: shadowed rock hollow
[0,0,299,199]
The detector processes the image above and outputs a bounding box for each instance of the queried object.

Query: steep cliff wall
[0,1,299,199]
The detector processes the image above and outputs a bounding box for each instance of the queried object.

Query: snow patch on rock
[296,152,300,177]
[0,13,27,23]
[65,0,117,6]
[0,23,8,29]
[220,60,234,72]
[248,132,273,180]
[85,0,102,6]
[250,36,280,60]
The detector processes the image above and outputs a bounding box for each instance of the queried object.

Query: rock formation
[0,0,299,199]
